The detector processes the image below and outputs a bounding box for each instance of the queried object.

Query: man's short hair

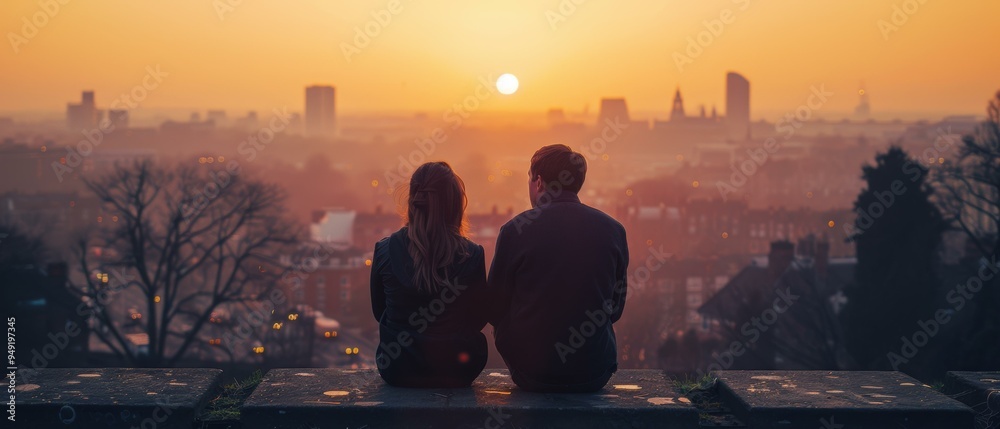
[530,144,587,194]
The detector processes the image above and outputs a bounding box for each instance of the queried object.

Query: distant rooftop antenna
[854,82,871,119]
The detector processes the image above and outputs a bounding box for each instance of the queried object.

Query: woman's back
[370,161,488,388]
[371,228,487,336]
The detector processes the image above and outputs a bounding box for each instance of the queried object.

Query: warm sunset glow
[496,73,519,95]
[2,2,997,117]
[3,0,999,402]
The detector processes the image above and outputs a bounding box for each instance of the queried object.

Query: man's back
[487,193,628,391]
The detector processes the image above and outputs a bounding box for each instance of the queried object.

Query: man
[487,144,629,392]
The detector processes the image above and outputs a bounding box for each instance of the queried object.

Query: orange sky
[2,1,998,120]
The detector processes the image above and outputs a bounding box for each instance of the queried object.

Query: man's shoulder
[498,203,625,237]
[575,204,627,237]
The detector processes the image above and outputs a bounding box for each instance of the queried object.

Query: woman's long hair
[406,162,470,292]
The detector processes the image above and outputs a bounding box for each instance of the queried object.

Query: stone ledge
[944,371,1000,429]
[13,368,992,428]
[13,368,222,429]
[714,370,975,429]
[240,369,697,429]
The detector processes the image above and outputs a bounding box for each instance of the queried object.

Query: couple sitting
[370,144,629,393]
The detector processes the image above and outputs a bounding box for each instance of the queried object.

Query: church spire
[671,87,686,121]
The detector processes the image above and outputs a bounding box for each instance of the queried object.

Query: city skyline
[2,2,998,119]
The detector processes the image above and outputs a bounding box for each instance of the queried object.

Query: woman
[370,162,488,388]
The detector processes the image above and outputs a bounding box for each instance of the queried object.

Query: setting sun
[496,73,519,95]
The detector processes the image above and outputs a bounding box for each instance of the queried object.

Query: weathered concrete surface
[714,370,975,428]
[13,368,222,429]
[944,371,1000,429]
[241,369,697,429]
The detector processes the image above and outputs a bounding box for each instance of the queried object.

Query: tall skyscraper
[305,85,336,136]
[726,72,751,139]
[66,91,98,130]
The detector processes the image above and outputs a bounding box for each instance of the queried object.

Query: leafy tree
[845,147,945,373]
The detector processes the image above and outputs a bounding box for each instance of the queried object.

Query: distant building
[66,91,99,130]
[108,109,129,129]
[698,238,855,369]
[1,263,90,369]
[234,111,259,130]
[656,88,722,132]
[670,88,687,122]
[160,119,214,135]
[547,108,566,126]
[598,98,630,126]
[726,72,751,139]
[305,85,336,136]
[206,110,227,126]
[287,244,371,328]
[311,208,358,245]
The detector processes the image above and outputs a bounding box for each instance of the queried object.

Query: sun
[496,73,519,95]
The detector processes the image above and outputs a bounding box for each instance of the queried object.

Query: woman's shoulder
[460,237,484,261]
[374,228,408,260]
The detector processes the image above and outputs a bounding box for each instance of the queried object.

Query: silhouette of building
[2,263,90,368]
[655,88,722,134]
[698,238,855,369]
[726,72,751,139]
[305,85,336,136]
[206,110,227,126]
[66,91,99,130]
[108,109,129,129]
[670,88,688,122]
[547,108,566,126]
[597,98,630,125]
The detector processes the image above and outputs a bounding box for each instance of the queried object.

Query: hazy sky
[3,1,998,120]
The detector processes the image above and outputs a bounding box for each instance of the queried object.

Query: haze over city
[2,1,999,427]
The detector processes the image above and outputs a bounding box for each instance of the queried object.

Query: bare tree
[936,91,1000,259]
[933,91,1000,370]
[72,160,302,366]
